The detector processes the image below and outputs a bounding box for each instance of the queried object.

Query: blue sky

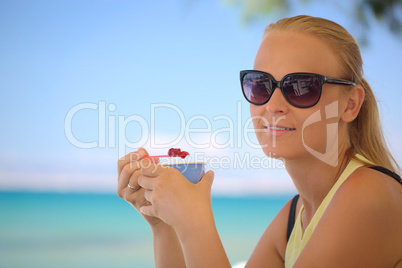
[1,0,401,195]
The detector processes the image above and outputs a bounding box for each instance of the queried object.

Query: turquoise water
[0,191,293,268]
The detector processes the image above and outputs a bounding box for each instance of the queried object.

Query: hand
[138,159,215,230]
[117,148,164,227]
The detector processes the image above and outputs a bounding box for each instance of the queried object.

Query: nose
[264,87,289,115]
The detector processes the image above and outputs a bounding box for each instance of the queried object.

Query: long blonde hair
[264,15,400,174]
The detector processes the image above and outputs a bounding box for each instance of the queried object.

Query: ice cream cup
[163,162,206,184]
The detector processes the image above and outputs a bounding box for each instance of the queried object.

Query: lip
[263,124,296,136]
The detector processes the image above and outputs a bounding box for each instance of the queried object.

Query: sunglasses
[240,70,356,108]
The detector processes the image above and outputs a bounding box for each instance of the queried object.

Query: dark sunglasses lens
[282,74,320,107]
[242,72,273,104]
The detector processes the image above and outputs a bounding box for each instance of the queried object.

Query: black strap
[287,194,300,242]
[285,166,401,242]
[368,166,402,184]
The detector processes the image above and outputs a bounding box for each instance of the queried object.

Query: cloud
[0,168,296,196]
[0,137,296,195]
[0,171,116,193]
[211,174,296,196]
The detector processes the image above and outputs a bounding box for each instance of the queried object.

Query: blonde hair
[263,15,400,174]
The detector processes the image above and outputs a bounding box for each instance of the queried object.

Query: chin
[260,145,284,159]
[260,143,306,162]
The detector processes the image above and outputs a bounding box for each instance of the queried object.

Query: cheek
[300,114,337,154]
[249,104,271,148]
[250,104,266,128]
[249,104,261,117]
[303,121,327,140]
[301,97,343,150]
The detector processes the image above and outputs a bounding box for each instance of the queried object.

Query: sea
[0,191,294,268]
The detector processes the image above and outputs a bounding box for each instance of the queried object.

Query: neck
[284,143,351,226]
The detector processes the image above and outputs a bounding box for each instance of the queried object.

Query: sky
[1,0,401,195]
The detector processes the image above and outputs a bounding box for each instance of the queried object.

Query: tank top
[284,154,371,268]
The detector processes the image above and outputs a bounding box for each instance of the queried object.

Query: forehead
[254,31,341,79]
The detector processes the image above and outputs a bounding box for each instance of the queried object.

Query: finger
[117,161,141,192]
[143,188,153,202]
[139,159,161,177]
[117,148,149,175]
[119,161,140,182]
[147,157,160,164]
[127,169,142,191]
[200,170,215,189]
[140,205,154,217]
[138,174,157,190]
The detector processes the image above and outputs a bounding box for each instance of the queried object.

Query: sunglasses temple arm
[325,77,356,86]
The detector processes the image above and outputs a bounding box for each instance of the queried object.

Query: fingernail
[139,207,147,215]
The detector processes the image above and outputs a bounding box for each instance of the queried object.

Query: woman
[117,15,402,267]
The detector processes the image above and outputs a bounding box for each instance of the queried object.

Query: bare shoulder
[346,166,402,196]
[339,166,402,219]
[295,167,402,268]
[246,195,301,268]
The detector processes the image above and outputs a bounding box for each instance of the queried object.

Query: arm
[117,149,186,268]
[246,197,299,268]
[152,223,186,268]
[173,201,231,268]
[138,162,231,268]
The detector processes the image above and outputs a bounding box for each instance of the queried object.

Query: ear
[341,85,365,123]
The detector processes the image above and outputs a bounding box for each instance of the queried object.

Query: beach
[0,191,293,267]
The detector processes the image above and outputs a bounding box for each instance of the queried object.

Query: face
[251,31,349,163]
